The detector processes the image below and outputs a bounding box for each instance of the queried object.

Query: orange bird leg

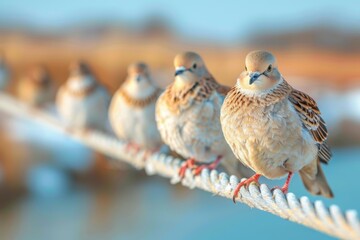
[232,173,261,203]
[272,172,293,194]
[125,142,133,152]
[178,158,196,179]
[192,156,222,176]
[125,142,141,154]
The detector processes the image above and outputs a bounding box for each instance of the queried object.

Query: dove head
[122,62,158,98]
[237,50,282,94]
[70,60,92,77]
[173,51,209,90]
[31,66,51,86]
[174,51,209,79]
[67,60,96,90]
[127,62,151,84]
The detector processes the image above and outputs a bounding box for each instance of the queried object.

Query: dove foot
[178,158,196,179]
[271,172,293,194]
[232,173,261,203]
[126,142,141,154]
[192,156,222,176]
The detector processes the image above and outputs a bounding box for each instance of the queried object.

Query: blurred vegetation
[1,24,360,93]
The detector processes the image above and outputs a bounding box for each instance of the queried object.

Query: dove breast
[57,85,110,130]
[156,91,230,163]
[221,91,318,179]
[109,89,163,150]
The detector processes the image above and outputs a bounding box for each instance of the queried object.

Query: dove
[156,51,249,178]
[56,60,110,131]
[109,62,163,153]
[220,50,333,202]
[0,53,10,90]
[17,65,54,107]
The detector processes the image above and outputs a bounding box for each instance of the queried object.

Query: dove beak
[175,66,187,76]
[249,72,261,85]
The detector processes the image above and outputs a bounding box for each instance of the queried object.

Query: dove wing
[289,89,332,163]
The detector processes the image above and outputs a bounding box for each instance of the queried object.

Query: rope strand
[0,92,359,240]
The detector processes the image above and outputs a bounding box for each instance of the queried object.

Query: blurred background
[0,0,360,239]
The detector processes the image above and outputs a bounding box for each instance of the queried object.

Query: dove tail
[300,159,334,198]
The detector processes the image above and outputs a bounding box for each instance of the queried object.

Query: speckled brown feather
[289,89,328,143]
[288,88,331,163]
[225,79,292,111]
[162,75,226,114]
[318,142,332,164]
[225,78,331,164]
[207,77,231,96]
[157,71,244,170]
[118,88,162,108]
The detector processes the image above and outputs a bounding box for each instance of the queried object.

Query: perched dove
[17,65,54,107]
[109,62,163,153]
[220,50,333,202]
[56,60,110,131]
[156,51,249,178]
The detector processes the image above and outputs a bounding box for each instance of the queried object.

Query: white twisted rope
[0,92,359,239]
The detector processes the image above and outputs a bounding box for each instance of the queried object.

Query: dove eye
[267,65,272,72]
[193,63,197,69]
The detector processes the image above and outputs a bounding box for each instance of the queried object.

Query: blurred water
[0,148,358,240]
[4,115,95,172]
[26,165,70,198]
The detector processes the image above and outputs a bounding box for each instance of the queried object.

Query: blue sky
[0,0,360,42]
